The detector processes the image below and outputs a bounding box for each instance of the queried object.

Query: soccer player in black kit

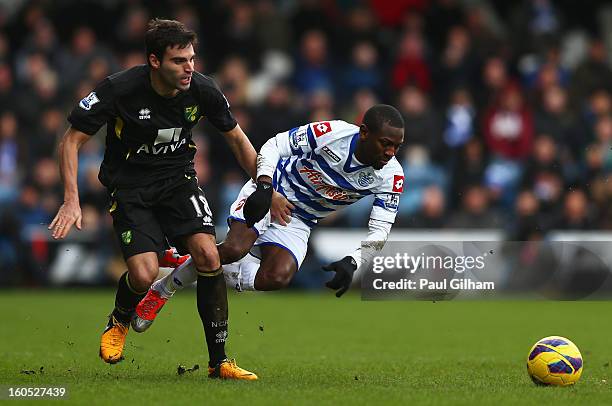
[49,19,270,380]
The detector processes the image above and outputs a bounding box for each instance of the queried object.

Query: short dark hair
[363,104,404,134]
[145,19,197,65]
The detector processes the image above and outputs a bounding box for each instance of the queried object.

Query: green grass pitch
[1,290,611,405]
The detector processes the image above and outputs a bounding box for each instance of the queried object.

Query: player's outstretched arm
[222,123,258,180]
[49,127,90,239]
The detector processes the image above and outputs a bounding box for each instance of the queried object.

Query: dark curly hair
[145,19,197,65]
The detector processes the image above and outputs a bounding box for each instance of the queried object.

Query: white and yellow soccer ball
[526,336,583,386]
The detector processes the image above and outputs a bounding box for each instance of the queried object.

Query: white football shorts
[228,180,311,268]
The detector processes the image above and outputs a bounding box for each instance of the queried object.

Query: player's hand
[244,179,273,227]
[323,256,358,298]
[270,191,294,226]
[49,200,82,239]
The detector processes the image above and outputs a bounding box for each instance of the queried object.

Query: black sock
[196,269,228,367]
[112,271,146,325]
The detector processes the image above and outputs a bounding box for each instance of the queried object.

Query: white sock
[239,260,259,291]
[222,257,260,291]
[223,262,243,291]
[154,257,198,299]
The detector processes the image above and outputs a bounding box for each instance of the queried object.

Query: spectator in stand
[522,45,570,94]
[405,185,447,229]
[391,30,431,93]
[293,29,335,95]
[289,0,334,43]
[57,26,116,91]
[570,38,612,104]
[451,138,487,209]
[529,169,564,230]
[216,56,252,106]
[474,56,508,110]
[80,165,108,214]
[482,83,534,207]
[443,87,476,151]
[340,41,384,102]
[306,88,336,122]
[534,85,579,150]
[579,89,611,144]
[0,63,14,110]
[250,82,306,151]
[398,145,448,217]
[397,85,445,162]
[0,111,22,205]
[339,88,378,126]
[29,158,60,220]
[555,189,595,230]
[448,184,502,228]
[589,177,612,230]
[433,25,479,105]
[424,0,465,52]
[14,18,61,73]
[253,0,291,53]
[521,134,562,189]
[581,115,612,184]
[511,190,544,240]
[31,108,63,162]
[336,6,383,61]
[483,82,534,160]
[114,6,149,54]
[222,1,262,69]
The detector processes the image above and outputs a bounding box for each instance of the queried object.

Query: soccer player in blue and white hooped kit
[133,104,405,330]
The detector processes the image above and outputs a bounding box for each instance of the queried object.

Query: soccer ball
[526,336,583,386]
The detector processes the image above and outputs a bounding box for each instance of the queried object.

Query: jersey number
[190,194,212,217]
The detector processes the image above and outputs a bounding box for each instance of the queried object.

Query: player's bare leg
[184,232,257,380]
[254,245,298,290]
[132,220,256,331]
[218,221,259,264]
[134,221,293,327]
[100,252,158,364]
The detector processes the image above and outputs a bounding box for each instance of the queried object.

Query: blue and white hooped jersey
[271,120,404,227]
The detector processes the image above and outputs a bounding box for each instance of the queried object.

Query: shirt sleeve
[256,124,313,179]
[370,192,401,223]
[200,80,237,132]
[345,193,398,266]
[348,218,393,268]
[67,78,116,135]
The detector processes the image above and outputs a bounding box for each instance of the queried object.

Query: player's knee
[260,265,293,290]
[190,244,221,274]
[218,240,250,264]
[129,265,157,292]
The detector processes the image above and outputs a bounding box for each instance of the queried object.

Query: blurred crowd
[1,0,612,285]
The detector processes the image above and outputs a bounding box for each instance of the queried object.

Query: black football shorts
[109,176,215,259]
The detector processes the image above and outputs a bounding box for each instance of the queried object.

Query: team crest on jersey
[357,170,375,187]
[79,91,99,110]
[121,230,132,245]
[184,105,199,122]
[392,175,404,193]
[313,121,332,137]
